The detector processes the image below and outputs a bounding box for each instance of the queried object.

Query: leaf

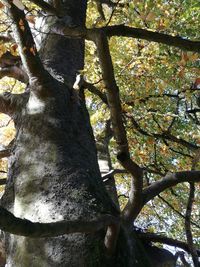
[10,44,18,55]
[30,46,36,55]
[178,68,185,78]
[26,15,35,25]
[13,0,24,10]
[146,12,156,22]
[19,19,25,31]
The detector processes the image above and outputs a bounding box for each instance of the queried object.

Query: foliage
[0,0,199,265]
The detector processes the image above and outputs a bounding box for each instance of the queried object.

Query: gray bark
[1,1,121,266]
[0,1,180,266]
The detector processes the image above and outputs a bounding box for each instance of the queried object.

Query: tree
[0,0,199,266]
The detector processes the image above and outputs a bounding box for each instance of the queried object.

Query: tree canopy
[0,0,199,266]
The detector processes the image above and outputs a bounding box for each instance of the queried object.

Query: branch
[0,51,28,82]
[52,24,200,53]
[5,1,51,90]
[0,32,13,43]
[29,0,60,16]
[0,206,119,237]
[176,252,190,267]
[137,232,200,256]
[185,183,199,266]
[0,66,28,83]
[0,149,11,159]
[128,115,198,151]
[92,32,143,224]
[94,0,105,21]
[0,179,6,186]
[158,195,199,229]
[185,153,200,266]
[0,92,21,115]
[103,25,200,53]
[142,171,200,206]
[82,80,108,104]
[102,169,128,181]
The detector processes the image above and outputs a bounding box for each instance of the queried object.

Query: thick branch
[5,1,50,88]
[0,206,119,237]
[137,232,200,256]
[52,24,200,53]
[104,25,200,53]
[29,0,60,16]
[185,183,199,267]
[92,32,143,223]
[143,171,200,206]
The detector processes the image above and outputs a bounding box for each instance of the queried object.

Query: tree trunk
[1,1,123,266]
[0,1,180,266]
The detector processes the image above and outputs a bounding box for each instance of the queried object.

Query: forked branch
[52,24,200,53]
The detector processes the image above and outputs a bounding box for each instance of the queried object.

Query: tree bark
[0,1,124,266]
[0,1,195,266]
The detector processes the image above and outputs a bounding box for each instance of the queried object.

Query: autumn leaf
[146,12,156,22]
[26,15,35,25]
[30,46,36,55]
[19,19,25,31]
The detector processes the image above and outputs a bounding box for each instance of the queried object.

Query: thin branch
[29,0,60,16]
[163,140,192,159]
[106,0,120,26]
[82,80,108,104]
[137,232,200,256]
[0,32,13,43]
[95,0,105,21]
[158,195,199,229]
[0,206,119,237]
[176,252,190,267]
[128,115,198,151]
[0,149,11,159]
[142,171,200,206]
[102,169,128,181]
[0,179,6,186]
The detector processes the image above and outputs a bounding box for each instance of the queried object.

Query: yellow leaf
[146,12,156,22]
[19,19,25,31]
[188,53,199,62]
[30,46,36,55]
[178,68,185,78]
